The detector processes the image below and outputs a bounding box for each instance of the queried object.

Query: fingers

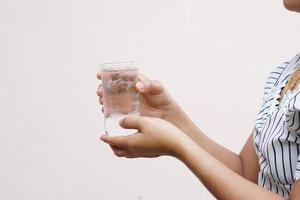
[96,73,103,103]
[97,72,101,80]
[109,145,158,158]
[96,84,104,106]
[136,79,164,95]
[100,134,129,148]
[110,145,130,157]
[146,80,164,95]
[98,71,163,96]
[96,84,102,96]
[119,115,143,130]
[99,96,103,105]
[138,73,149,81]
[97,86,103,100]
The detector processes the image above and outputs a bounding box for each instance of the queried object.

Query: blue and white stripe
[253,53,300,199]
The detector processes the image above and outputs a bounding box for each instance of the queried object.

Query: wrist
[163,101,199,135]
[172,134,195,160]
[162,100,179,119]
[162,101,187,125]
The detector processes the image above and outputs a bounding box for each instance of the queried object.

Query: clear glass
[100,61,139,136]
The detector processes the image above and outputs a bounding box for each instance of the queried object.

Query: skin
[284,0,300,12]
[97,1,300,199]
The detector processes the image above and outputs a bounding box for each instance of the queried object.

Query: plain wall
[0,0,300,199]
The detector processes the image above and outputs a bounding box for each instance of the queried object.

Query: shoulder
[255,55,299,131]
[265,62,289,86]
[262,54,300,99]
[265,54,300,83]
[261,62,289,102]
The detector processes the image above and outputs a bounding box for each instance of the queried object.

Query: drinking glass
[100,61,139,136]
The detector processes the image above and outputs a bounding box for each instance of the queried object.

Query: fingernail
[136,82,144,90]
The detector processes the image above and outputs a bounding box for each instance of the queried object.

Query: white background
[0,0,299,199]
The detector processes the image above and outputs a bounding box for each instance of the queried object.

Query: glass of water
[100,61,139,136]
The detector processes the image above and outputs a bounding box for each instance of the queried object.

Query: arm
[290,181,300,199]
[100,116,300,199]
[97,73,257,180]
[165,102,259,181]
[176,137,285,200]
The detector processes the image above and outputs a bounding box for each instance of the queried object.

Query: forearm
[175,138,285,200]
[164,102,243,175]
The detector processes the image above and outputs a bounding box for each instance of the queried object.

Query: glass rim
[100,61,139,70]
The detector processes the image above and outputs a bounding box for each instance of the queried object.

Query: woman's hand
[100,116,189,158]
[96,73,175,119]
[96,72,202,158]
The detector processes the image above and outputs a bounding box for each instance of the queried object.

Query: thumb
[136,79,164,95]
[120,115,143,130]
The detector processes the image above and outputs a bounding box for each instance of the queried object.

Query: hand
[96,72,175,118]
[100,116,189,158]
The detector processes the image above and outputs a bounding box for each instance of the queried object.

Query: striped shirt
[253,53,300,198]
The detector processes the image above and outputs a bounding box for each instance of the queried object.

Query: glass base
[104,113,139,136]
